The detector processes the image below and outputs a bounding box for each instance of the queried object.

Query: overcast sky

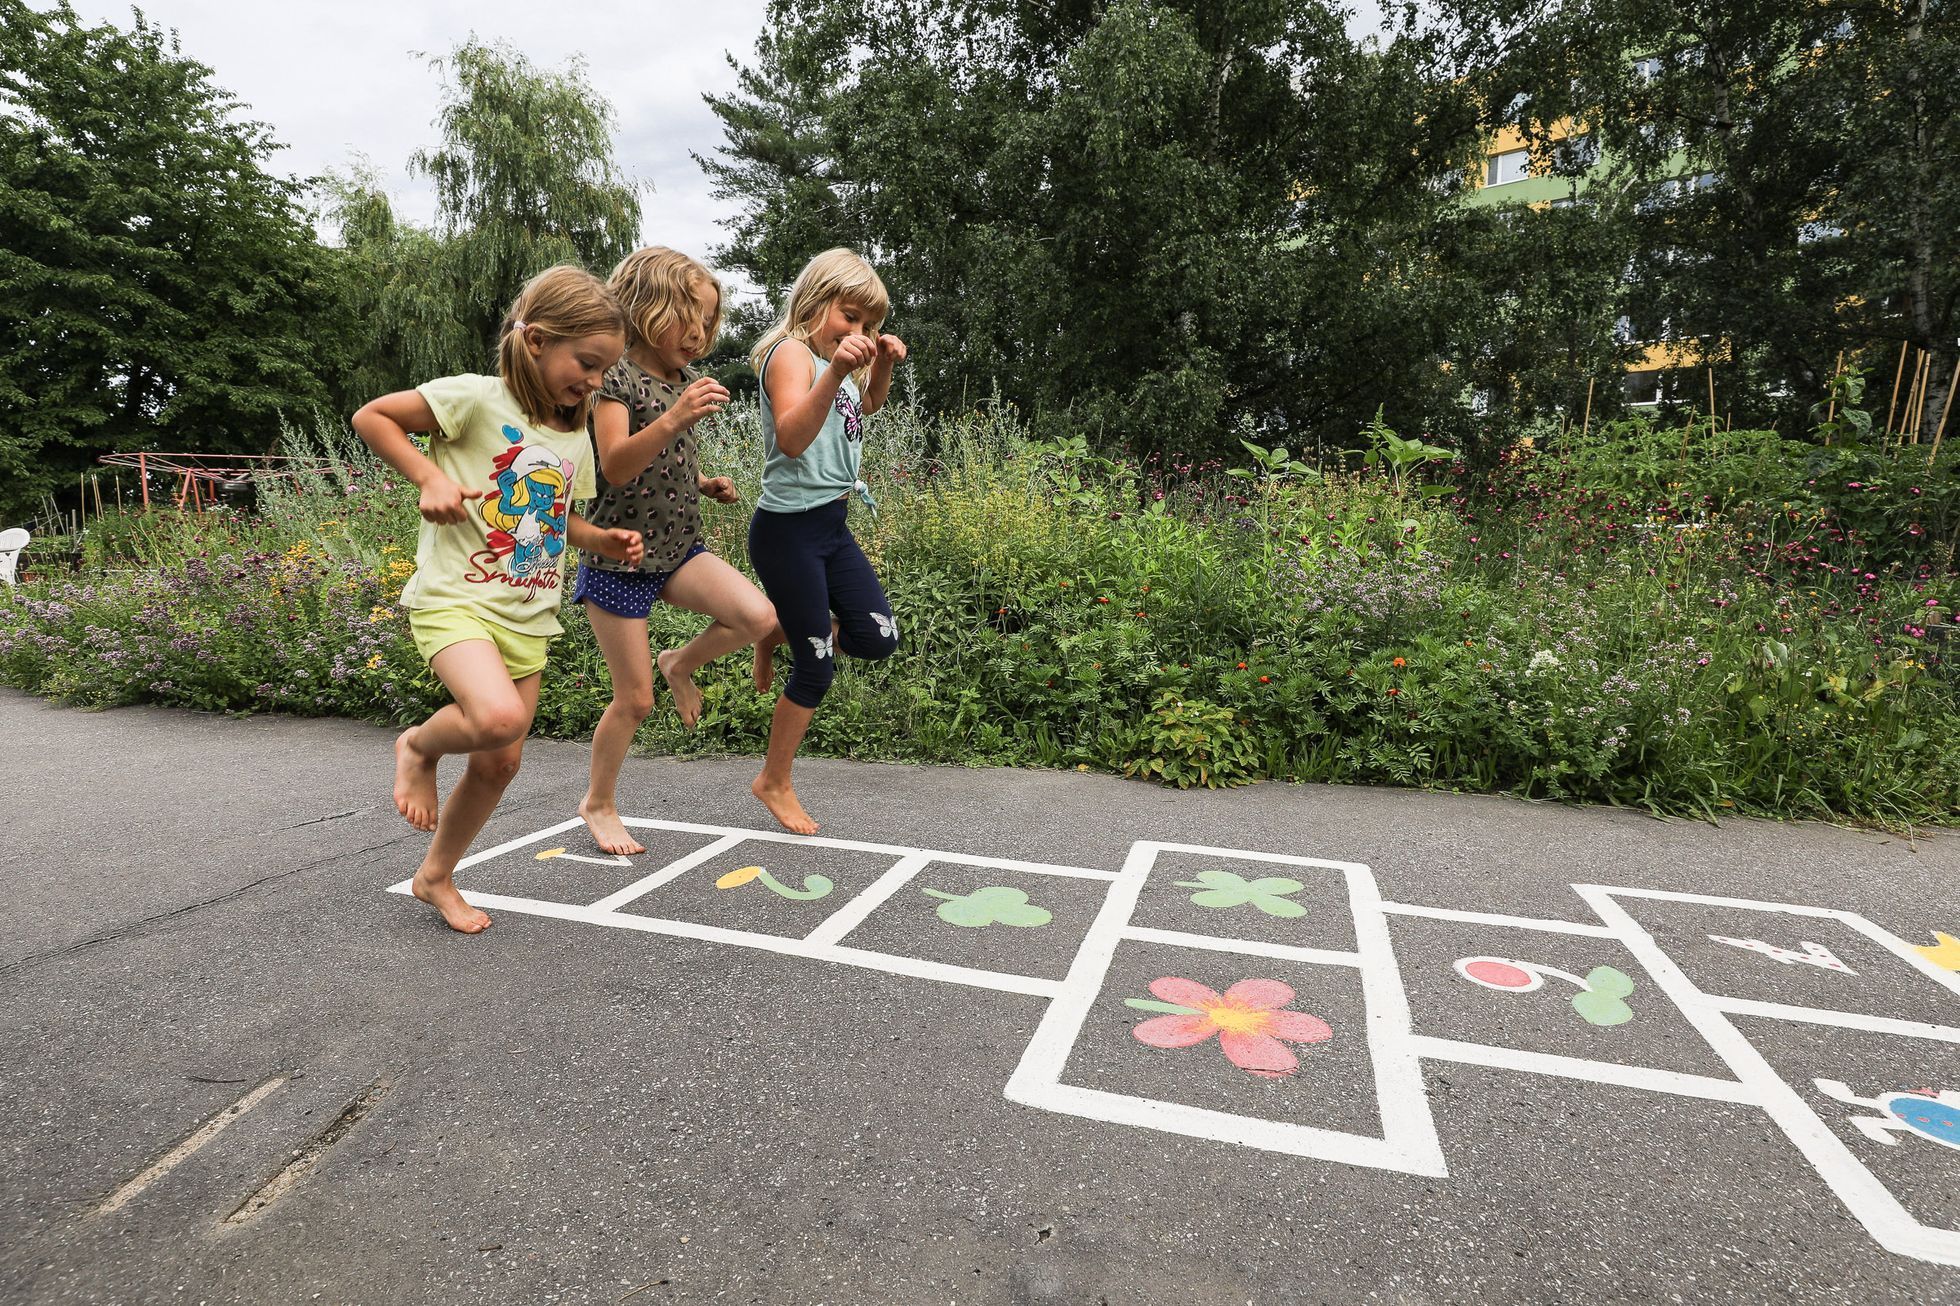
[55,1,1388,298]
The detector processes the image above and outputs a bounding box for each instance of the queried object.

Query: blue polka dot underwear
[573,542,709,619]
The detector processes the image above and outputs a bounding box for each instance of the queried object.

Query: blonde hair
[749,247,890,386]
[609,247,722,359]
[497,264,626,429]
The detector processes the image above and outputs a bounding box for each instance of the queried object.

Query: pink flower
[1130,977,1332,1078]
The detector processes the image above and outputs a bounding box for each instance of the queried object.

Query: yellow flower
[365,654,384,670]
[369,606,392,624]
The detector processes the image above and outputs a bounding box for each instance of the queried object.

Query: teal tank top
[757,339,864,514]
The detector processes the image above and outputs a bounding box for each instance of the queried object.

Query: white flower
[1528,649,1562,673]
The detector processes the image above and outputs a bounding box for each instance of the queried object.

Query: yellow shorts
[408,608,551,680]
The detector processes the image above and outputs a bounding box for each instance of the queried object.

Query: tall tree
[0,0,339,520]
[701,1,1485,459]
[1433,0,1959,438]
[408,39,643,369]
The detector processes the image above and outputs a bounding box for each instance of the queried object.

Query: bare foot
[393,729,438,832]
[410,869,491,933]
[657,648,704,728]
[751,773,818,835]
[578,796,646,855]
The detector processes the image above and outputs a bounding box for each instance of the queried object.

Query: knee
[613,687,655,722]
[740,601,779,645]
[468,749,522,787]
[473,706,530,749]
[785,655,835,709]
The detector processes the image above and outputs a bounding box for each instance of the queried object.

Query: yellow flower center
[1201,1000,1273,1037]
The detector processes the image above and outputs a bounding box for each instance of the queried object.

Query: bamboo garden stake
[1928,357,1958,468]
[1886,339,1909,434]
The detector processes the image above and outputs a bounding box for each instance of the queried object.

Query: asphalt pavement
[4,688,1959,1305]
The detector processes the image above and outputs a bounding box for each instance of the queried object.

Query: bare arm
[567,511,645,567]
[862,332,907,416]
[765,336,876,457]
[593,377,730,484]
[350,390,482,524]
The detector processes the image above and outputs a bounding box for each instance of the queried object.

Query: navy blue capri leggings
[748,499,898,708]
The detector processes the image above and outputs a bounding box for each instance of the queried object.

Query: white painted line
[1380,901,1620,938]
[922,851,1120,880]
[428,888,1061,997]
[1120,926,1361,969]
[619,815,1113,879]
[816,942,1060,998]
[1408,1036,1759,1105]
[587,833,747,913]
[385,816,583,894]
[1139,841,1374,875]
[1843,914,1960,1004]
[619,815,924,858]
[1345,851,1451,1179]
[1577,885,1960,1268]
[803,852,934,948]
[1710,997,1960,1045]
[1005,840,1154,1099]
[96,1076,288,1214]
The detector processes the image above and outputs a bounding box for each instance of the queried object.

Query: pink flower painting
[1127,977,1333,1079]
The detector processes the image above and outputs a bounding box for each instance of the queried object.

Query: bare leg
[656,552,778,728]
[407,657,540,933]
[394,641,533,833]
[751,695,819,834]
[579,604,655,855]
[753,623,784,694]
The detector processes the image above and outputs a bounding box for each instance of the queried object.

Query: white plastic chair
[0,527,28,587]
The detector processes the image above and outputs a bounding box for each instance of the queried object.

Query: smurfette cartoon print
[480,425,572,593]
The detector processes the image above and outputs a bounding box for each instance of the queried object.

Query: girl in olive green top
[573,247,780,857]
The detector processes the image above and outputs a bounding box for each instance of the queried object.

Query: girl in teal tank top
[746,248,909,836]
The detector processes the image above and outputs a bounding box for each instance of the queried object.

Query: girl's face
[648,280,718,376]
[533,330,625,411]
[811,298,879,361]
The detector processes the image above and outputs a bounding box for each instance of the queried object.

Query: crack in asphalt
[0,833,422,977]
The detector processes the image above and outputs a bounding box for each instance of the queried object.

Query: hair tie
[511,318,530,334]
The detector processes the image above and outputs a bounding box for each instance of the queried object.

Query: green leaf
[1571,990,1633,1027]
[922,885,1052,928]
[1584,966,1635,998]
[1173,869,1307,917]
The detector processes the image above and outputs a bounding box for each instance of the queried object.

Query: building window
[1633,56,1663,82]
[1624,370,1663,407]
[1555,134,1599,170]
[1486,149,1531,186]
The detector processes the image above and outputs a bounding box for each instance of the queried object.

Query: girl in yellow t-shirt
[353,264,644,934]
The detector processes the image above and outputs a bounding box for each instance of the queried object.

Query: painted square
[1734,1015,1960,1237]
[1388,914,1735,1080]
[454,822,725,905]
[1050,937,1384,1138]
[829,861,1114,983]
[1602,894,1960,1026]
[613,837,908,939]
[1124,847,1361,954]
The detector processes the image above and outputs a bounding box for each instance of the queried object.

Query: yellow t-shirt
[397,374,597,637]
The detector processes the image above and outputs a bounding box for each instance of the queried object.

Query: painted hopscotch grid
[385,816,1118,999]
[385,821,1960,1267]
